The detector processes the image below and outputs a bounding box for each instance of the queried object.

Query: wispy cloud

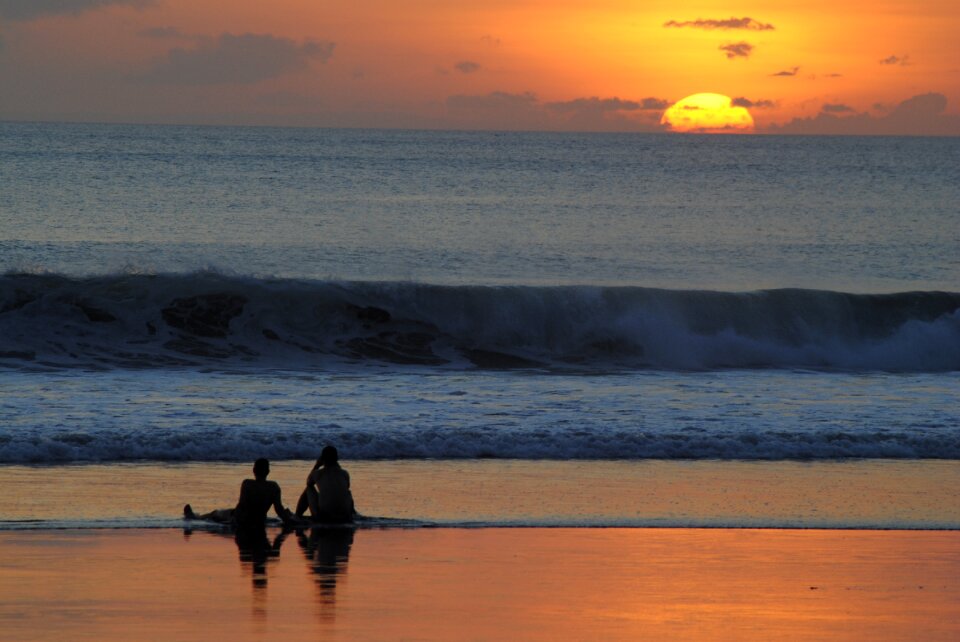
[455,61,481,74]
[732,97,777,109]
[139,33,335,85]
[879,54,910,66]
[0,0,151,20]
[663,16,774,31]
[770,66,800,77]
[719,42,753,59]
[480,35,501,47]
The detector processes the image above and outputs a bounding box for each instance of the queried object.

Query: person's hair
[319,445,339,465]
[253,458,270,479]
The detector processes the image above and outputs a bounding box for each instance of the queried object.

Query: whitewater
[1,122,958,471]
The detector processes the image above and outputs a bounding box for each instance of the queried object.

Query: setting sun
[661,93,755,133]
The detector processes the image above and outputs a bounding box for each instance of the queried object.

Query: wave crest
[1,272,958,372]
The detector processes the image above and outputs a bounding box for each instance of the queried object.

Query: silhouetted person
[184,458,299,529]
[295,446,355,523]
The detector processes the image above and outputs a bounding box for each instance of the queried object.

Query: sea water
[1,123,958,527]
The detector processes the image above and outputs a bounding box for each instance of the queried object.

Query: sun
[661,93,755,133]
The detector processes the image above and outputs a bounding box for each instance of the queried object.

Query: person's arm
[271,483,299,527]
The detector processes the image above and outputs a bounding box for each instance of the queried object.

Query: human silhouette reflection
[298,527,354,609]
[182,525,290,589]
[236,526,290,589]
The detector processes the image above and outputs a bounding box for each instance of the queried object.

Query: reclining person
[185,457,301,529]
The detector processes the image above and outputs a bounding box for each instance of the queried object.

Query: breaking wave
[1,271,958,372]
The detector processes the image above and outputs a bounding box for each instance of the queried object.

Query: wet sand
[1,527,958,641]
[2,459,957,528]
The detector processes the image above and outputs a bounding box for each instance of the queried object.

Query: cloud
[455,61,481,74]
[480,35,501,47]
[139,26,189,40]
[732,97,777,109]
[766,92,960,136]
[824,73,843,78]
[771,66,800,77]
[0,0,151,20]
[880,54,910,66]
[447,91,537,111]
[719,42,753,59]
[546,96,669,113]
[446,91,668,132]
[139,33,335,85]
[821,103,854,113]
[663,16,774,30]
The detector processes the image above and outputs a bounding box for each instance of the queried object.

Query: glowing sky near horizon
[0,0,957,133]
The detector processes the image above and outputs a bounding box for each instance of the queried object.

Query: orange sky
[0,0,958,133]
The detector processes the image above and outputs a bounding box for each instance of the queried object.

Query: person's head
[319,445,339,466]
[253,457,270,480]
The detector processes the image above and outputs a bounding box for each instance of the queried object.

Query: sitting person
[295,446,356,524]
[184,457,301,529]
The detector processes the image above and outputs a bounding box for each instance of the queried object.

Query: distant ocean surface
[1,122,958,464]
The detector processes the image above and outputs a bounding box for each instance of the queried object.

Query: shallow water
[1,460,957,530]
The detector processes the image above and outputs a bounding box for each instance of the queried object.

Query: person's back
[234,478,283,529]
[311,463,354,523]
[303,446,355,523]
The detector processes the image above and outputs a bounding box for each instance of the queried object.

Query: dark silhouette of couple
[184,445,356,529]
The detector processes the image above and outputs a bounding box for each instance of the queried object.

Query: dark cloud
[455,61,481,74]
[639,97,671,110]
[880,54,910,66]
[732,97,777,109]
[447,92,667,132]
[719,42,753,59]
[547,96,669,113]
[139,33,335,85]
[0,0,151,20]
[139,26,188,39]
[770,66,800,77]
[822,103,854,113]
[766,92,959,136]
[663,16,774,30]
[447,91,537,110]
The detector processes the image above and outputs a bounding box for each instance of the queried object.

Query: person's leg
[183,505,234,523]
[295,487,310,518]
[306,485,321,520]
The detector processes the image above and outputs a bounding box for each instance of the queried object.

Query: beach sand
[1,460,958,639]
[1,527,958,641]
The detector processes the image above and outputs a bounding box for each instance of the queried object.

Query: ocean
[1,122,958,528]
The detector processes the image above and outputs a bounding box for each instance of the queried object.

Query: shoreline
[2,459,957,530]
